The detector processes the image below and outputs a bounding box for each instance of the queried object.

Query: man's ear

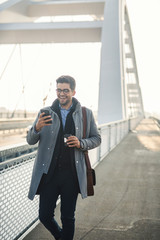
[72,90,76,96]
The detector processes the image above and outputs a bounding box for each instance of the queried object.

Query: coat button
[48,147,50,150]
[42,164,44,166]
[76,161,78,164]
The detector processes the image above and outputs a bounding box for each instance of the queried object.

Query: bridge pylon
[98,0,144,124]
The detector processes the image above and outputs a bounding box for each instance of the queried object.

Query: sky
[126,0,160,114]
[0,0,160,115]
[0,43,101,112]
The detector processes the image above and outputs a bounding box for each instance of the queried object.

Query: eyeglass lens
[56,89,70,94]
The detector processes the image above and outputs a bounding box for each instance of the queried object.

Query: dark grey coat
[27,101,101,200]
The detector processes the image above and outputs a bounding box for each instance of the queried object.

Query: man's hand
[66,136,80,148]
[35,112,52,132]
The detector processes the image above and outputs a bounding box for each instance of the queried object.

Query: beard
[59,98,71,106]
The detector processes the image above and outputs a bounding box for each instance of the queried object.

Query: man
[27,75,101,240]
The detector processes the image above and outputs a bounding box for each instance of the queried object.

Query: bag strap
[82,107,92,170]
[82,106,87,139]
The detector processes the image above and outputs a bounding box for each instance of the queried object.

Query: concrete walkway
[23,118,160,240]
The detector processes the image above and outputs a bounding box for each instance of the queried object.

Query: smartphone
[41,109,52,124]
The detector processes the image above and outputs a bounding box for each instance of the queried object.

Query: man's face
[56,83,75,108]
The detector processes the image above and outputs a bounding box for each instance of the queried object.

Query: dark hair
[56,75,76,91]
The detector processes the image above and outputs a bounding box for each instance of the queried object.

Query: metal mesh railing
[0,115,143,240]
[0,153,39,240]
[98,119,130,160]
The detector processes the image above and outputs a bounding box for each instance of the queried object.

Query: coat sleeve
[26,113,41,145]
[80,109,101,150]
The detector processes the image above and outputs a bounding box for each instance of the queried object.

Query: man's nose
[59,91,65,96]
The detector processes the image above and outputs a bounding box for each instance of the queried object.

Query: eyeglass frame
[56,88,71,94]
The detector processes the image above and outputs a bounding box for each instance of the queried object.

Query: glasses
[56,88,71,94]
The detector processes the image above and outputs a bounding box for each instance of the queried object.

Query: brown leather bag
[82,107,96,196]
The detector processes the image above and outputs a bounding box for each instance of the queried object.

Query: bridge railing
[0,143,38,162]
[0,118,35,135]
[0,112,37,119]
[89,115,143,167]
[0,115,143,240]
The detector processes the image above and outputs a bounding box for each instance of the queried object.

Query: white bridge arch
[0,0,144,123]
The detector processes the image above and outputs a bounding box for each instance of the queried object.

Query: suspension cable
[43,81,53,107]
[0,44,17,81]
[11,44,43,118]
[11,44,27,118]
[19,44,27,118]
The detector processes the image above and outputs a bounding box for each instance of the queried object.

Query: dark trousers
[39,168,79,240]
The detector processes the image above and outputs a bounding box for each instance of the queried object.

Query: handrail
[98,115,141,129]
[151,117,160,129]
[0,142,38,162]
[0,118,34,131]
[0,151,37,170]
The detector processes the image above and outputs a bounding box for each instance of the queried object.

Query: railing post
[115,123,117,146]
[108,125,111,152]
[98,127,101,162]
[128,118,131,132]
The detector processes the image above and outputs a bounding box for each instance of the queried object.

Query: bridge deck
[23,118,160,240]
